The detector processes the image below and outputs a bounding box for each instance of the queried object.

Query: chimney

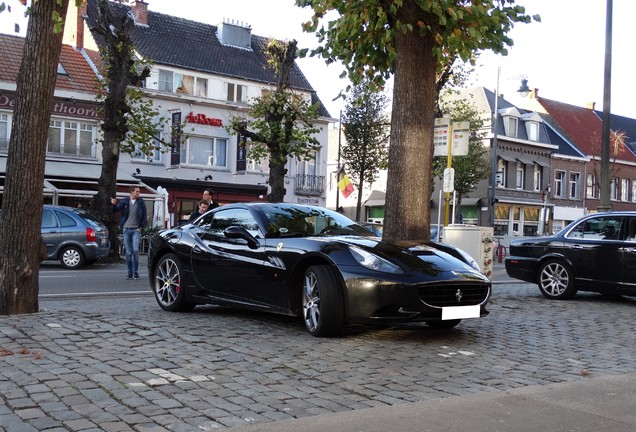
[529,88,539,99]
[131,0,148,26]
[586,102,596,110]
[76,2,86,48]
[62,1,87,48]
[217,18,252,49]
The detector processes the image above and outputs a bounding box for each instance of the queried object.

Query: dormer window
[57,63,67,75]
[521,112,543,142]
[499,107,522,138]
[527,121,539,141]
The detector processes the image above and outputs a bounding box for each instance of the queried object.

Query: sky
[1,0,634,119]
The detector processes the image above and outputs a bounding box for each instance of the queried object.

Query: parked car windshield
[260,205,373,238]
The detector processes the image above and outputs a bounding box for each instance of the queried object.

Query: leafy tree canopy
[227,39,322,202]
[298,0,539,90]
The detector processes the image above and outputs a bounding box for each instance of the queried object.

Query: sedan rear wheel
[302,265,344,337]
[60,246,84,269]
[538,259,577,300]
[153,253,195,311]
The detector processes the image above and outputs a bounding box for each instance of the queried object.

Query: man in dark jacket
[111,186,147,280]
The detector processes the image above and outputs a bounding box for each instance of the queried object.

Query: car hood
[321,235,486,280]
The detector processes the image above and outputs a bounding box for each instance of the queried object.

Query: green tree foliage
[88,0,172,258]
[341,79,390,221]
[0,0,71,315]
[433,95,489,219]
[227,39,321,203]
[298,0,538,242]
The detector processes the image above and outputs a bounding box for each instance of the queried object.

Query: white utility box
[442,225,494,279]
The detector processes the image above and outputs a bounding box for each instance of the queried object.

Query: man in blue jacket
[111,186,147,280]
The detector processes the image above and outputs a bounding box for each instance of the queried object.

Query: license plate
[100,238,107,246]
[442,305,480,320]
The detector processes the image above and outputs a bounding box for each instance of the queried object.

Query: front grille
[418,283,490,307]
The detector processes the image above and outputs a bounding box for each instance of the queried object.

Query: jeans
[123,227,142,274]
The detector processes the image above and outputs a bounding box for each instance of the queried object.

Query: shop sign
[186,112,223,127]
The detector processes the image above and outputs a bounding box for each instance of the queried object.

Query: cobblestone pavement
[1,283,635,431]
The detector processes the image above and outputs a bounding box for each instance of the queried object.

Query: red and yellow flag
[337,174,354,198]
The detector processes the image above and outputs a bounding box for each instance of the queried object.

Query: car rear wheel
[153,253,195,312]
[538,259,577,300]
[60,246,85,269]
[302,265,344,337]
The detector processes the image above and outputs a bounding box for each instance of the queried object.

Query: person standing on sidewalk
[111,186,147,280]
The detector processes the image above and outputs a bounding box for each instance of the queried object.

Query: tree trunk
[268,154,287,202]
[0,0,70,315]
[355,175,364,222]
[383,11,436,243]
[89,0,138,260]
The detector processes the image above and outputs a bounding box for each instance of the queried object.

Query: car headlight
[349,245,403,274]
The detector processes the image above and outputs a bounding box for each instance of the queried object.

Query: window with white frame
[554,170,565,198]
[527,122,539,141]
[158,70,173,92]
[133,133,162,162]
[569,172,580,199]
[0,113,9,150]
[226,82,247,103]
[497,157,506,187]
[586,173,596,198]
[610,178,617,200]
[47,119,95,157]
[507,117,518,138]
[632,180,636,203]
[297,152,319,190]
[533,164,542,191]
[180,136,227,167]
[621,178,630,202]
[159,69,208,97]
[515,161,525,189]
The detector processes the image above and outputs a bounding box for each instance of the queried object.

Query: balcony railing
[295,174,325,195]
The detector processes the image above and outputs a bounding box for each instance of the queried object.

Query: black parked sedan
[148,203,491,336]
[506,211,636,299]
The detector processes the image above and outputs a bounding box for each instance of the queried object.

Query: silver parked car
[41,205,110,269]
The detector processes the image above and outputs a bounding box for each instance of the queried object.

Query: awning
[364,190,386,207]
[499,154,516,162]
[0,159,164,203]
[516,156,536,165]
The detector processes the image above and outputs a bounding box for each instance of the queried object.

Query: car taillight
[86,227,96,242]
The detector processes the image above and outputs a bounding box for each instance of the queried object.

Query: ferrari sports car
[148,203,491,337]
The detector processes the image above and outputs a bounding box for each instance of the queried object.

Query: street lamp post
[489,67,501,228]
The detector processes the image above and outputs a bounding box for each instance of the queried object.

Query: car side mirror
[224,226,260,249]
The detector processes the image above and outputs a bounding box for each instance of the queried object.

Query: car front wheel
[153,253,195,312]
[302,265,344,337]
[537,259,577,300]
[60,246,85,269]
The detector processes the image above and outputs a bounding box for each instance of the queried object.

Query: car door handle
[570,245,583,249]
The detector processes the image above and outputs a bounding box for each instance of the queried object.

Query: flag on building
[337,173,355,198]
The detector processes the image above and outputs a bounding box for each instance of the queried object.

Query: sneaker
[126,274,133,280]
[133,273,140,280]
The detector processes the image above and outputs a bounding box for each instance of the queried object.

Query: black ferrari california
[147,203,491,336]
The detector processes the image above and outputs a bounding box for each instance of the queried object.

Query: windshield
[260,204,373,238]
